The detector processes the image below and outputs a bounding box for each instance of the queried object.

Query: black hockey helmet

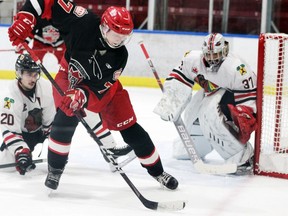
[15,54,41,79]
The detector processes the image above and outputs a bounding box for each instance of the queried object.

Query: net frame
[254,33,288,179]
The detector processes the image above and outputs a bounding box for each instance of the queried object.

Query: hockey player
[8,1,178,190]
[0,54,55,175]
[15,17,66,65]
[13,12,134,169]
[154,33,257,173]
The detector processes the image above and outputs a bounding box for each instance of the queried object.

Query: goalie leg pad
[198,89,251,165]
[173,120,213,160]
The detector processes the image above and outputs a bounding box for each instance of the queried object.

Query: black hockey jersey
[21,0,128,98]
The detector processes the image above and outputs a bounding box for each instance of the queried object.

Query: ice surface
[0,80,287,216]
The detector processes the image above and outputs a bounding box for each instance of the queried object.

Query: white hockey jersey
[161,50,257,164]
[167,50,257,113]
[0,78,55,155]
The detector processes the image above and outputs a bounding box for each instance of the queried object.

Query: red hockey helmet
[101,6,134,35]
[100,6,133,48]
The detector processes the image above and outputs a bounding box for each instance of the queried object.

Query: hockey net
[254,33,288,179]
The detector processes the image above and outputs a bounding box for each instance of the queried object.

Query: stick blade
[157,200,186,211]
[194,161,237,175]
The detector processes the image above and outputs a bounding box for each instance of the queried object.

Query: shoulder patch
[73,6,88,17]
[237,64,247,75]
[3,97,15,109]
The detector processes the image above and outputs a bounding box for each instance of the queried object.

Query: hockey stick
[0,158,47,169]
[139,41,237,175]
[0,47,64,52]
[109,151,137,172]
[22,43,185,211]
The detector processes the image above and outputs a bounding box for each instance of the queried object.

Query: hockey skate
[153,172,179,190]
[235,156,254,175]
[45,165,64,190]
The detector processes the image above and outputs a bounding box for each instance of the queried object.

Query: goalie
[154,33,257,173]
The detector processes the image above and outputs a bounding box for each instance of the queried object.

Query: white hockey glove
[154,79,192,122]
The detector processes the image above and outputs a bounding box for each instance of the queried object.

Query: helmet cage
[15,54,41,80]
[202,33,229,68]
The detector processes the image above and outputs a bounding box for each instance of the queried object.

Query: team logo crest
[24,108,43,132]
[42,25,60,43]
[113,68,122,81]
[68,66,84,88]
[237,64,247,75]
[68,58,89,88]
[3,97,14,109]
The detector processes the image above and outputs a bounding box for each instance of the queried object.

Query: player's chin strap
[139,41,238,175]
[21,42,185,211]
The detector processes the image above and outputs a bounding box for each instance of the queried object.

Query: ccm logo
[117,117,134,127]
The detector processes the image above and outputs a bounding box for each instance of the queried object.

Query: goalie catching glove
[60,88,87,117]
[8,12,36,46]
[227,104,257,144]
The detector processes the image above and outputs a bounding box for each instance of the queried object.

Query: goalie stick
[21,43,185,211]
[139,41,237,175]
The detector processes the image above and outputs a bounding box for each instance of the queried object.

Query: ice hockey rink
[0,79,288,216]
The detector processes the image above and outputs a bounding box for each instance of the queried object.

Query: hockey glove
[15,148,36,175]
[227,104,257,144]
[8,11,36,46]
[60,88,87,117]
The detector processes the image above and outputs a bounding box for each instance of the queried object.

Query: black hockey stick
[22,43,185,211]
[139,41,237,175]
[0,158,47,169]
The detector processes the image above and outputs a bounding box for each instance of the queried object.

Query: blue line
[0,24,10,27]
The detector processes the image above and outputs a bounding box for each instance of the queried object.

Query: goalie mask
[100,6,134,49]
[202,33,229,71]
[15,54,41,80]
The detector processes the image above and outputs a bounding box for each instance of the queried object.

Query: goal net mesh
[254,33,288,178]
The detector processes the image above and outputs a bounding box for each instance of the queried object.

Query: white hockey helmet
[202,33,229,69]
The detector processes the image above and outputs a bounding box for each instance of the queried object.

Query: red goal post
[254,33,288,179]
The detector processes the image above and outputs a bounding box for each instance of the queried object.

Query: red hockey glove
[227,104,257,144]
[8,11,36,46]
[60,88,87,117]
[15,148,36,175]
